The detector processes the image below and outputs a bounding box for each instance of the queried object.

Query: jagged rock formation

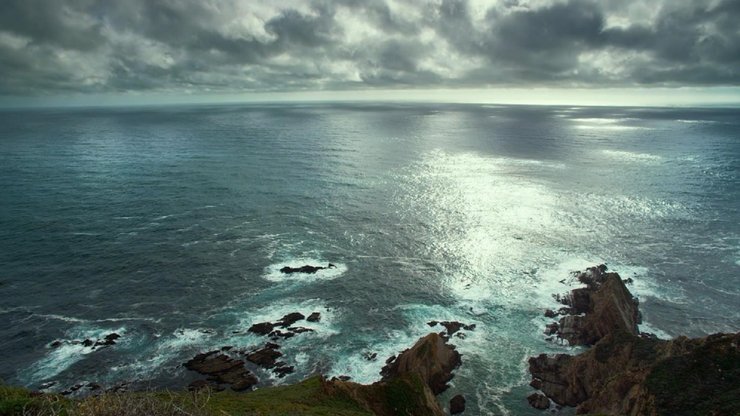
[184,352,258,392]
[326,333,462,416]
[529,265,740,415]
[554,264,640,346]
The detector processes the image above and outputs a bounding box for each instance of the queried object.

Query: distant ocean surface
[0,103,738,414]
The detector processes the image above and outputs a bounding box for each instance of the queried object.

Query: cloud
[0,0,738,96]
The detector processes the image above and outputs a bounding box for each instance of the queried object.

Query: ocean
[0,103,738,414]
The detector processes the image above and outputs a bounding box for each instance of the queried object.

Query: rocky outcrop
[529,265,740,415]
[553,264,640,346]
[530,331,739,415]
[279,264,336,274]
[380,333,462,395]
[184,351,258,392]
[325,332,462,416]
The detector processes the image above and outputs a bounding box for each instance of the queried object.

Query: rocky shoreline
[527,265,739,415]
[9,263,738,415]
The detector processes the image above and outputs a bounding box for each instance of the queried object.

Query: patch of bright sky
[2,87,739,109]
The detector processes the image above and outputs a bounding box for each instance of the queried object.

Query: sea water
[0,103,738,414]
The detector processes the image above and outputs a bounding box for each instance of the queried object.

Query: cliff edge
[529,265,739,416]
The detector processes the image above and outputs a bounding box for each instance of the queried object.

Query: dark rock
[221,346,234,351]
[269,330,295,340]
[527,392,550,410]
[455,333,466,339]
[529,378,542,390]
[274,365,295,378]
[225,372,259,392]
[246,345,283,369]
[288,326,314,334]
[278,312,305,327]
[427,321,439,327]
[462,324,476,331]
[50,340,63,348]
[87,383,101,391]
[440,321,463,335]
[544,309,558,318]
[336,375,351,381]
[363,352,377,361]
[82,339,94,347]
[280,265,326,274]
[94,333,120,348]
[529,265,740,416]
[556,267,640,346]
[248,322,274,336]
[380,333,462,395]
[185,352,241,374]
[450,394,466,414]
[184,351,258,392]
[385,355,396,364]
[545,322,559,335]
[307,312,321,322]
[265,342,281,349]
[39,381,57,390]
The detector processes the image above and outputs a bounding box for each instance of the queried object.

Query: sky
[1,0,739,107]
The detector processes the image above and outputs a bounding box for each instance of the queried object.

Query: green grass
[0,384,69,416]
[1,377,374,416]
[202,376,372,416]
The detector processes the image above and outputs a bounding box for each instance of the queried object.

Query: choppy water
[0,103,738,414]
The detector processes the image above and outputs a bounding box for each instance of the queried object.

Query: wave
[21,326,127,384]
[601,149,662,162]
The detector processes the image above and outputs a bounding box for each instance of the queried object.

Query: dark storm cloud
[0,0,738,96]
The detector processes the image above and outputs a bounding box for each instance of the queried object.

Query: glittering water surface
[0,103,738,414]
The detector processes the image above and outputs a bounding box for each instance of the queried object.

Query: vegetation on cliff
[1,333,461,416]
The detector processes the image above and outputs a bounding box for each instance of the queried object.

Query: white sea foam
[676,119,717,124]
[328,303,484,384]
[262,258,348,282]
[571,117,646,130]
[109,327,214,378]
[638,321,672,340]
[22,326,127,383]
[601,149,662,162]
[232,298,339,338]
